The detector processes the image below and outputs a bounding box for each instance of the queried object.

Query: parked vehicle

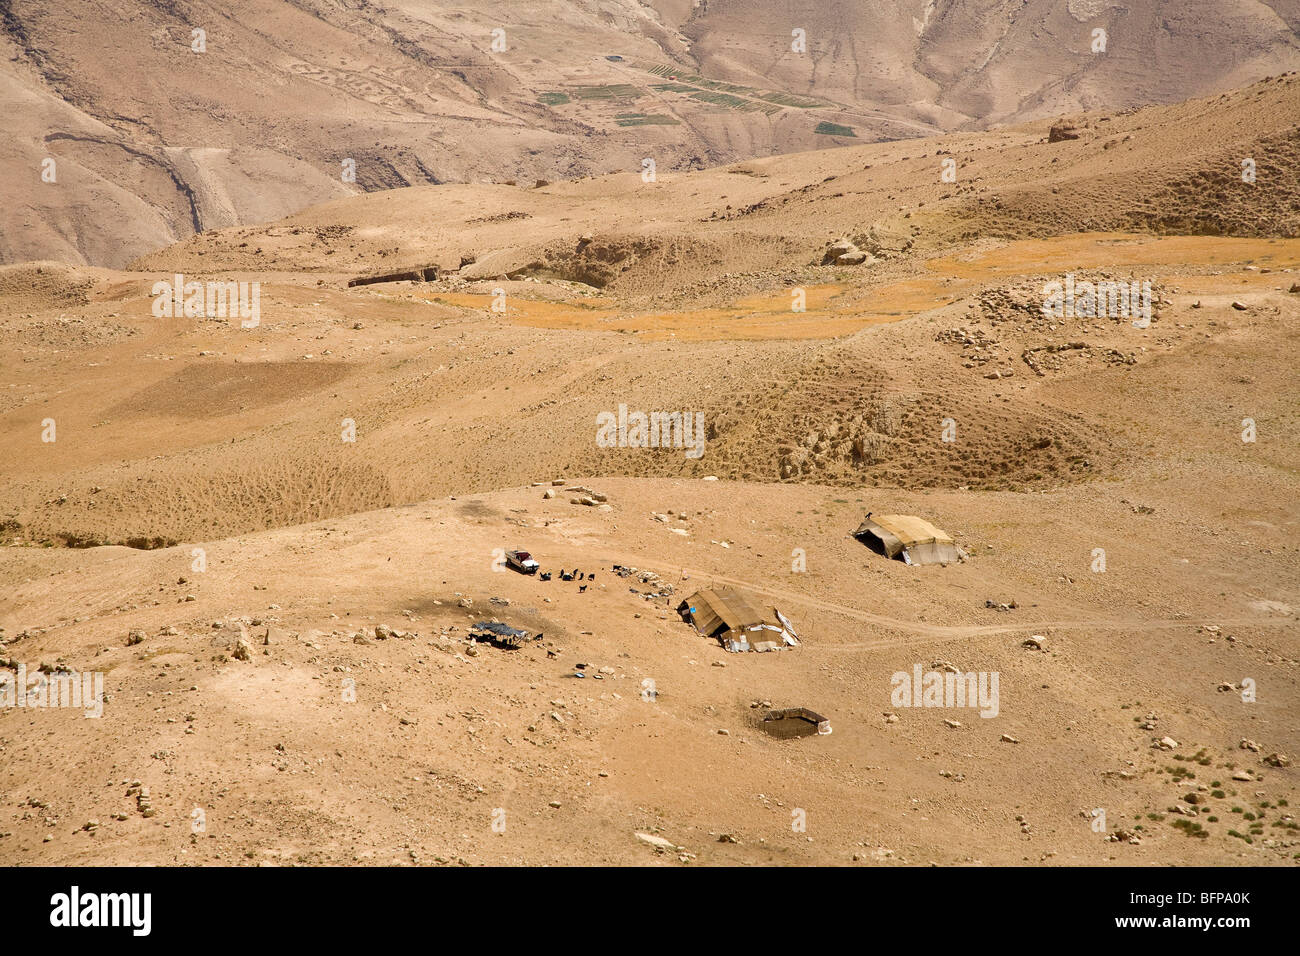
[505,549,539,574]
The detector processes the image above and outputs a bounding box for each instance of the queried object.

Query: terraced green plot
[571,84,643,100]
[690,90,763,112]
[615,112,681,126]
[756,91,824,109]
[642,63,827,113]
[815,121,857,137]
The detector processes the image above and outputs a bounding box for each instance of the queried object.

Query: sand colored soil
[1,75,1297,867]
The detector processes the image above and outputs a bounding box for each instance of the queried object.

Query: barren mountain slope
[4,0,1299,266]
[2,77,1297,548]
[127,74,1300,287]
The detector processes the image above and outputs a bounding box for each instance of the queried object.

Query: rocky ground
[1,75,1297,866]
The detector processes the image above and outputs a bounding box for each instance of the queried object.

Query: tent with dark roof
[677,587,799,653]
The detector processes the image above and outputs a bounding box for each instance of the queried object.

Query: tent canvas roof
[853,513,961,565]
[677,587,800,652]
[679,587,768,636]
[859,514,953,547]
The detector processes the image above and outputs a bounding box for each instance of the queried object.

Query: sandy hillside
[4,0,1299,266]
[0,74,1297,866]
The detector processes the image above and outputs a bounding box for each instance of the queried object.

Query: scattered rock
[635,832,679,852]
[820,236,877,267]
[127,783,155,818]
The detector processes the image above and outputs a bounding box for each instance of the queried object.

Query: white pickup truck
[505,550,539,574]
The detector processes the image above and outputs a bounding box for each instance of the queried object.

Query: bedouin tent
[677,586,800,653]
[853,513,962,566]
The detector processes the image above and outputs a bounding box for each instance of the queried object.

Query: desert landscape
[1,2,1298,873]
[6,0,1300,266]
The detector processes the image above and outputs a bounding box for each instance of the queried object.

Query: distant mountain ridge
[3,0,1299,266]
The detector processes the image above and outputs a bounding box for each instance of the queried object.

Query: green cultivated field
[542,67,834,122]
[814,121,857,137]
[615,112,681,126]
[570,84,642,100]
